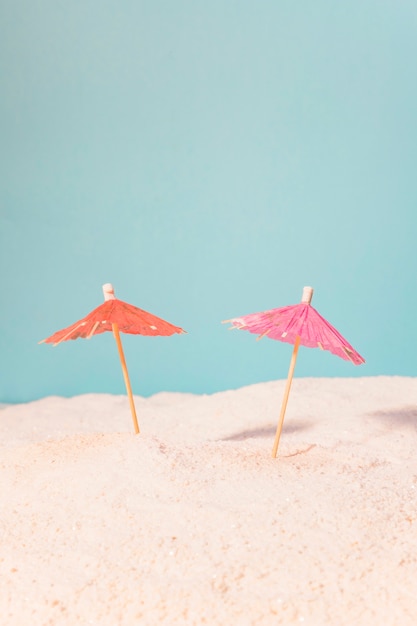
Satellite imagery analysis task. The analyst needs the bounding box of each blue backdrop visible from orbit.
[1,1,416,402]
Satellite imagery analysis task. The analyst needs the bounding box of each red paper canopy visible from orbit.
[41,298,186,346]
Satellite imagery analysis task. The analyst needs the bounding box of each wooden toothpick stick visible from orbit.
[271,335,300,457]
[112,323,140,434]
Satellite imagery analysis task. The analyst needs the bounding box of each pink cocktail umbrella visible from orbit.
[224,287,365,457]
[40,283,186,433]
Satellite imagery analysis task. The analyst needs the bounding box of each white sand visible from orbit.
[1,376,416,625]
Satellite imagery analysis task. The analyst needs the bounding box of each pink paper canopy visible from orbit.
[227,302,365,365]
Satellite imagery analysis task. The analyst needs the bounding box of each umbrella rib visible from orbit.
[87,321,101,339]
[324,321,359,360]
[342,346,356,363]
[257,328,272,341]
[53,322,86,346]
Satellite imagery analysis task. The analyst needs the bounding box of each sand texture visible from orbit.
[1,376,417,625]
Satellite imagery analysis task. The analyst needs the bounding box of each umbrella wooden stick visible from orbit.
[111,322,140,434]
[271,335,300,458]
[102,284,139,434]
[271,287,313,457]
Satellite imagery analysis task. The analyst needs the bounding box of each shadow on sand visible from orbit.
[221,419,312,442]
[367,406,417,430]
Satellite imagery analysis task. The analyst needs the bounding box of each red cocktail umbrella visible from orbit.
[224,287,365,457]
[40,283,186,433]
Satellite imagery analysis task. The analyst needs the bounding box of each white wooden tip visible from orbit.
[301,286,313,304]
[103,283,116,301]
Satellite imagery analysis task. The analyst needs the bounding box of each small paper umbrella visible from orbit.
[224,287,365,457]
[40,283,186,433]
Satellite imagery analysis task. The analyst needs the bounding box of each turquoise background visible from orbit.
[1,1,416,403]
